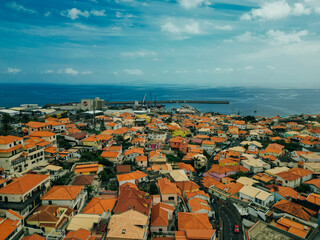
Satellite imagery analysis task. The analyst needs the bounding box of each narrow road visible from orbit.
[219,205,242,240]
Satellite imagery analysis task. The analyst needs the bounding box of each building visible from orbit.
[106,209,148,240]
[239,186,274,207]
[26,205,73,234]
[150,202,174,233]
[0,174,50,217]
[80,97,104,111]
[0,209,23,240]
[41,186,87,212]
[157,178,180,206]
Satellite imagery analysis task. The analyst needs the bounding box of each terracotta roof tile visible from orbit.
[41,186,84,200]
[0,174,49,195]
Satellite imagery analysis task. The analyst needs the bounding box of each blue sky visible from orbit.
[0,0,319,88]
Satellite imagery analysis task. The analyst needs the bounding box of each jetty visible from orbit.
[106,100,229,105]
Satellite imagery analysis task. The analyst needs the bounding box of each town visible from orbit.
[0,98,320,240]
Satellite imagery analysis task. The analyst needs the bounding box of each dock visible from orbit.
[106,100,229,105]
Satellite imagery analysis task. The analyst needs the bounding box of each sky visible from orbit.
[0,0,320,88]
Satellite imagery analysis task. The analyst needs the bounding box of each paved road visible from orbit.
[219,204,242,240]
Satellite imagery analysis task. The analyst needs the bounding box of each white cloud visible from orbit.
[244,66,253,70]
[266,29,308,44]
[121,50,157,57]
[44,11,51,17]
[124,69,144,76]
[6,2,36,14]
[292,3,311,15]
[116,11,133,18]
[304,0,320,14]
[177,0,211,9]
[82,71,92,75]
[215,25,233,31]
[161,20,201,39]
[234,30,308,45]
[44,70,54,74]
[7,67,21,74]
[266,65,276,70]
[252,1,291,20]
[113,72,119,76]
[241,1,311,21]
[240,13,252,21]
[57,68,79,75]
[236,31,257,42]
[62,8,90,20]
[90,10,106,16]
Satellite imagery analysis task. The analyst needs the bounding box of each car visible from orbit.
[234,224,240,233]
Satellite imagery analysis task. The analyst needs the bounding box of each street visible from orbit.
[219,205,242,240]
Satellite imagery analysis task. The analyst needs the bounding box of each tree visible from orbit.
[150,182,159,195]
[294,184,311,194]
[57,135,72,150]
[0,113,14,135]
[98,171,110,183]
[51,172,73,185]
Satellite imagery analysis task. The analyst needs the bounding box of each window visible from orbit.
[168,196,174,201]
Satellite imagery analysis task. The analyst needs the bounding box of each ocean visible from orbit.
[1,83,319,117]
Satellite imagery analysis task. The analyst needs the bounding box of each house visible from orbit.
[101,151,121,165]
[239,186,274,207]
[22,234,46,240]
[113,186,151,216]
[82,197,117,215]
[0,135,46,174]
[275,171,301,188]
[29,131,57,147]
[150,202,174,233]
[157,178,180,206]
[274,217,311,239]
[106,209,148,240]
[176,181,200,198]
[81,135,103,150]
[66,214,101,232]
[0,174,50,217]
[26,121,51,134]
[116,165,131,174]
[178,212,212,231]
[26,205,73,234]
[41,186,87,212]
[135,155,148,168]
[305,179,320,194]
[64,228,97,240]
[272,199,316,221]
[74,163,103,175]
[275,167,313,188]
[123,148,144,161]
[241,155,269,174]
[72,175,95,187]
[187,197,213,217]
[117,170,147,186]
[0,209,23,240]
[170,137,187,153]
[201,140,216,154]
[149,150,167,166]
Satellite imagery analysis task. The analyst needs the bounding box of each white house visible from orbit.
[41,185,87,212]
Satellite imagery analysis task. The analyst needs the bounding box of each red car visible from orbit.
[234,224,240,233]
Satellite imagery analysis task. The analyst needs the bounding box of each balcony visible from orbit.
[0,187,45,212]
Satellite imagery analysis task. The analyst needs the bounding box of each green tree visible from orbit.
[150,182,159,195]
[57,135,72,150]
[294,184,311,193]
[98,170,110,183]
[0,113,14,135]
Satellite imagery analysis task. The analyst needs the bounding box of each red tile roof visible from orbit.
[0,174,49,195]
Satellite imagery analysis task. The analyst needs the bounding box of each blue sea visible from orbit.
[0,83,319,117]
